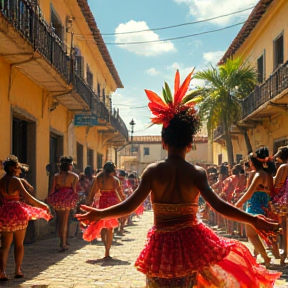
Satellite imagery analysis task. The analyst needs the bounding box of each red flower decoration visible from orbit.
[145,69,197,128]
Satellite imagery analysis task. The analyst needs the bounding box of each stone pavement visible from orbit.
[1,211,288,288]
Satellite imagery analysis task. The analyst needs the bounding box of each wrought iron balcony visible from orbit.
[242,60,288,119]
[0,0,70,83]
[110,109,129,141]
[0,0,128,139]
[213,125,224,140]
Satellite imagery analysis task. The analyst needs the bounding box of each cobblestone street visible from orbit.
[2,211,288,288]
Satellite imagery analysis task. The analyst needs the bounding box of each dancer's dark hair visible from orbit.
[103,162,116,175]
[3,155,19,173]
[59,156,73,172]
[161,110,200,148]
[275,146,288,162]
[249,147,276,175]
[219,165,229,176]
[232,164,242,175]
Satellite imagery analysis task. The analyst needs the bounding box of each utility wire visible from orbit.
[105,21,245,45]
[102,6,254,35]
[114,104,147,109]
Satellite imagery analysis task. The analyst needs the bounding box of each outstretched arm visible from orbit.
[76,167,152,222]
[16,178,49,211]
[21,178,35,197]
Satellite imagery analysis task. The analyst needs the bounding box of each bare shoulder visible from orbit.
[11,176,21,183]
[143,161,164,173]
[113,176,120,183]
[278,163,288,172]
[194,164,206,173]
[69,171,79,179]
[189,164,207,176]
[10,176,22,188]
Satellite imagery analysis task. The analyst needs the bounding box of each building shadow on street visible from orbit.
[3,235,88,287]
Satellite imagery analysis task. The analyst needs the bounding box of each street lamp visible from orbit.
[129,118,136,155]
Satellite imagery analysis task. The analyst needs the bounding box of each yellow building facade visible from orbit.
[0,0,127,202]
[117,135,210,177]
[213,0,288,163]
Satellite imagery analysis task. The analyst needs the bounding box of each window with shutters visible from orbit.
[257,52,265,83]
[97,83,101,100]
[87,148,94,168]
[97,153,103,170]
[86,64,93,88]
[51,8,63,41]
[274,33,284,70]
[143,147,150,156]
[75,56,84,79]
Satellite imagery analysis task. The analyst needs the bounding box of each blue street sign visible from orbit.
[74,114,98,126]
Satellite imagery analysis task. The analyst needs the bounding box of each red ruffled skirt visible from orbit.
[135,203,281,288]
[82,190,120,241]
[135,204,144,216]
[0,200,52,232]
[48,187,78,210]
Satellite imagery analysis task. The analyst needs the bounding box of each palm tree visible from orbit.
[194,57,256,166]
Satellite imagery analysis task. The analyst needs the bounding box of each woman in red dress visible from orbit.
[83,162,125,258]
[0,155,51,280]
[48,156,79,252]
[77,70,281,287]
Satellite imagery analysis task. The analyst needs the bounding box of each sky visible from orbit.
[87,0,259,136]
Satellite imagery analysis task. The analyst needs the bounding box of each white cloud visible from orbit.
[111,91,159,135]
[203,51,225,65]
[173,0,258,25]
[146,68,160,76]
[115,20,176,56]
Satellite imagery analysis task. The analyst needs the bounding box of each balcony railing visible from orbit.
[75,75,110,121]
[213,125,224,140]
[242,60,288,119]
[0,0,128,139]
[74,75,93,108]
[0,0,71,83]
[110,109,129,140]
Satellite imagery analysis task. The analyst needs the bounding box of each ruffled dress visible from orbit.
[135,204,144,216]
[82,189,121,241]
[246,191,270,215]
[0,193,51,232]
[48,186,78,210]
[135,203,281,288]
[272,177,288,215]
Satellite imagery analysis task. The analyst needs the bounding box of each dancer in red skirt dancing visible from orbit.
[0,155,51,281]
[77,70,281,287]
[83,162,125,258]
[48,156,79,252]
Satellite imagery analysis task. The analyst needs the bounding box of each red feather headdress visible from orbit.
[145,69,198,128]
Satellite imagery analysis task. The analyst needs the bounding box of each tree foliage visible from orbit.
[194,57,257,165]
